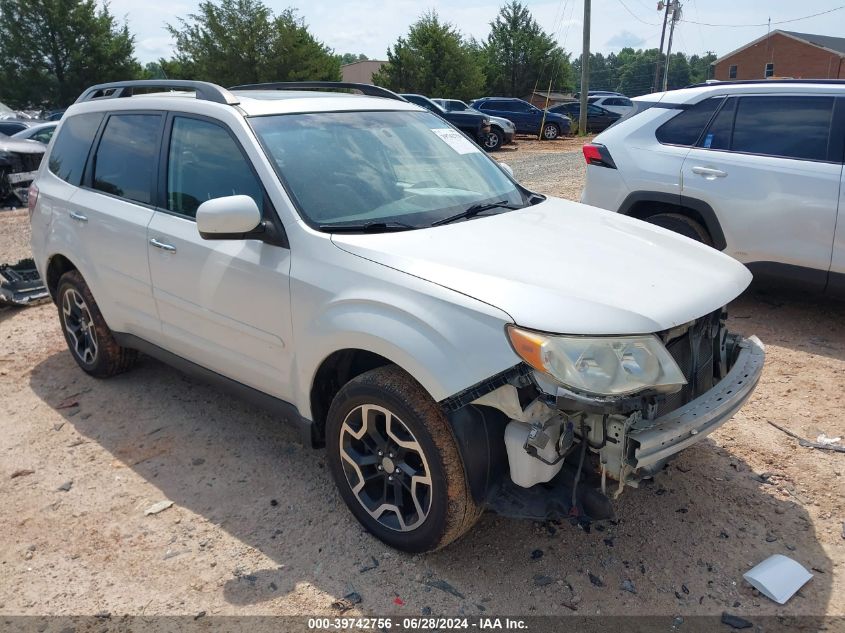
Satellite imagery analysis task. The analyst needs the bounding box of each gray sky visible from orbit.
[112,0,845,65]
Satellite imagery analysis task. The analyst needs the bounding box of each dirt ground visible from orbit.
[1,141,843,625]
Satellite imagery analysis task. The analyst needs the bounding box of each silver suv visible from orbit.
[581,79,845,296]
[31,80,764,552]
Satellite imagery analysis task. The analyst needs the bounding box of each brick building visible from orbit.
[711,30,845,81]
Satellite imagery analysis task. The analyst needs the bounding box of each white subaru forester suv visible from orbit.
[30,80,764,552]
[581,79,845,296]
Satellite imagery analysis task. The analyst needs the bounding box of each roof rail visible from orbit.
[75,80,239,105]
[229,81,407,102]
[685,78,845,89]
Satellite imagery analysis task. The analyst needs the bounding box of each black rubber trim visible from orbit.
[113,332,316,446]
[617,191,727,251]
[745,262,829,292]
[439,364,531,413]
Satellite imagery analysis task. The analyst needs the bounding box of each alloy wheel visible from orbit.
[61,288,98,365]
[339,404,432,532]
[484,131,502,150]
[543,124,559,139]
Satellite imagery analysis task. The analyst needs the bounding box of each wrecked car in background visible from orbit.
[1,134,44,206]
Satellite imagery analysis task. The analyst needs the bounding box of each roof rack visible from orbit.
[75,80,239,105]
[685,79,845,89]
[229,81,407,102]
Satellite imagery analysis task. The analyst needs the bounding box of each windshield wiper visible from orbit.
[318,220,417,233]
[431,200,522,227]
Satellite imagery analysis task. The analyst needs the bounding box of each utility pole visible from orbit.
[652,1,671,93]
[662,1,681,91]
[579,0,591,135]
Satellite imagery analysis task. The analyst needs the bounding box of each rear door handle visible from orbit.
[691,166,727,179]
[69,211,88,223]
[149,238,176,253]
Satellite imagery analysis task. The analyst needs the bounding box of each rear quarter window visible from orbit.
[48,112,104,186]
[655,97,723,147]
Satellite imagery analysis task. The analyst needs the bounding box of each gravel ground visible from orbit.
[1,143,843,625]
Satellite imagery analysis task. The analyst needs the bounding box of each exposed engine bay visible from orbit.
[0,136,44,206]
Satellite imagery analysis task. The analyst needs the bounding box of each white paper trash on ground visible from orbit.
[743,554,813,604]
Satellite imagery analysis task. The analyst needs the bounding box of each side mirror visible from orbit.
[196,195,262,239]
[499,163,514,179]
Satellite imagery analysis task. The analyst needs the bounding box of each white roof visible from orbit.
[634,81,845,105]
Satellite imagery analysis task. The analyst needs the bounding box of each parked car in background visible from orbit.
[581,79,845,295]
[548,102,621,132]
[44,109,67,121]
[0,133,45,205]
[573,90,625,99]
[431,98,514,150]
[0,120,37,136]
[587,95,634,116]
[31,79,763,553]
[471,97,571,139]
[12,122,58,145]
[399,94,492,149]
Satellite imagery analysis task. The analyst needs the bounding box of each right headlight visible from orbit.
[507,325,687,397]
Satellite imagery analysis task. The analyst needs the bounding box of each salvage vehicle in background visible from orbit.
[400,93,492,149]
[471,97,572,139]
[1,133,45,205]
[581,79,845,295]
[31,80,764,553]
[12,122,58,145]
[431,98,515,151]
[548,102,621,132]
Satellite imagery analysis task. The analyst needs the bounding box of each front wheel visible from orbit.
[541,123,560,140]
[484,128,504,151]
[326,366,481,552]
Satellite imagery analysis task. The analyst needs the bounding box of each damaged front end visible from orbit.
[0,140,44,206]
[447,309,765,526]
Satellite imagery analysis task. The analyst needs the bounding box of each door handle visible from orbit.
[69,211,88,223]
[149,238,176,253]
[691,166,727,179]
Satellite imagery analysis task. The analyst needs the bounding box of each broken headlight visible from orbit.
[507,325,687,397]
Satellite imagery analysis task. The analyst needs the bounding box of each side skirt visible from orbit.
[113,332,316,447]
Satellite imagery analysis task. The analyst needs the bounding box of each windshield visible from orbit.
[250,110,526,230]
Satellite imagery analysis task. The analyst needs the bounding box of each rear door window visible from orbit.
[729,95,834,161]
[698,97,736,150]
[48,112,104,186]
[92,113,162,205]
[655,97,723,147]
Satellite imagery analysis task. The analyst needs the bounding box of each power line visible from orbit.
[681,5,845,27]
[614,0,661,26]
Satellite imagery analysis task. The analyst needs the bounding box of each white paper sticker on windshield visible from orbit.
[431,128,480,155]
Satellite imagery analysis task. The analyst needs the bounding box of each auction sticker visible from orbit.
[431,128,480,154]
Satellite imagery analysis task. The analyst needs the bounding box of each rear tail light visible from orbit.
[27,183,39,218]
[582,143,617,169]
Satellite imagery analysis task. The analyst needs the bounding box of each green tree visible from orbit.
[339,53,369,64]
[166,0,340,86]
[373,11,484,101]
[0,0,139,109]
[688,52,716,84]
[482,1,573,98]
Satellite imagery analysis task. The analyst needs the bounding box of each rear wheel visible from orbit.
[644,213,713,246]
[484,128,504,151]
[541,123,560,140]
[57,270,137,377]
[326,366,480,552]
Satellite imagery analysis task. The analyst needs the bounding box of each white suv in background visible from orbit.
[581,80,845,295]
[31,80,764,553]
[587,94,634,116]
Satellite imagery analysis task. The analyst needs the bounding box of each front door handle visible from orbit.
[149,238,176,253]
[69,211,88,223]
[691,166,727,179]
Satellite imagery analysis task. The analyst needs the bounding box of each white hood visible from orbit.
[331,197,752,335]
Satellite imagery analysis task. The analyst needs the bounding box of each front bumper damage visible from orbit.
[629,335,765,473]
[461,329,765,525]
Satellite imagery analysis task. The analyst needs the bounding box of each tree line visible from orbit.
[0,0,715,109]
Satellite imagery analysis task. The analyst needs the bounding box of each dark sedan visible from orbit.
[548,102,621,133]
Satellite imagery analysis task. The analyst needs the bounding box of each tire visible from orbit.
[483,128,503,151]
[56,270,138,378]
[541,123,560,140]
[644,212,714,247]
[326,366,481,552]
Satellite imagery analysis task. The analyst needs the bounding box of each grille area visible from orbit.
[11,152,42,173]
[656,310,723,417]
